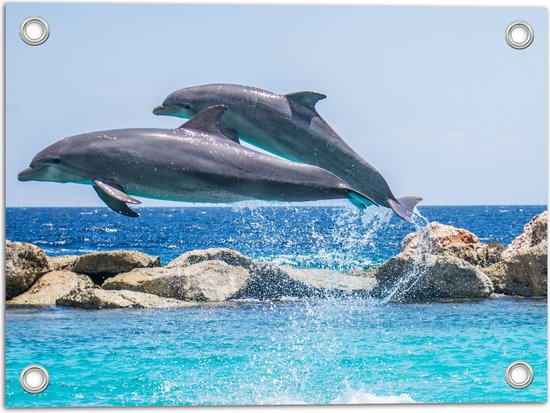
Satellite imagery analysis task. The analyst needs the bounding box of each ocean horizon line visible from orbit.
[5,204,549,209]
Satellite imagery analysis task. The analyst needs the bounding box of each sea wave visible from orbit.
[332,388,415,404]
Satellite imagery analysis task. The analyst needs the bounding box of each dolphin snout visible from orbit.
[153,105,170,115]
[18,166,44,181]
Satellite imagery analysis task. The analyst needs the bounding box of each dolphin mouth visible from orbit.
[153,104,174,115]
[18,166,44,181]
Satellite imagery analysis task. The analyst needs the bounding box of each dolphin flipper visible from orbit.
[93,185,139,217]
[92,178,140,217]
[92,178,141,204]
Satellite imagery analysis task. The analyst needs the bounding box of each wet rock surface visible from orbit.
[6,241,50,299]
[372,254,494,302]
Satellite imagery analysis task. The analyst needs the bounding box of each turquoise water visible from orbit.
[5,298,547,406]
[5,206,548,406]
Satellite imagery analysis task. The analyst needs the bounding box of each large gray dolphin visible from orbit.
[153,84,422,221]
[18,106,375,217]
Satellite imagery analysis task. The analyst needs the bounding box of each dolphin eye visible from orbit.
[40,158,61,165]
[182,103,192,110]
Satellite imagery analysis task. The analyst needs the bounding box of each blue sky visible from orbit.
[6,4,548,206]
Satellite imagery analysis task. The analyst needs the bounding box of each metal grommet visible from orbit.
[505,21,534,50]
[505,361,534,389]
[19,364,50,394]
[19,16,50,46]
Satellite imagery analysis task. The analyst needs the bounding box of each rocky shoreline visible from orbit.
[6,212,547,309]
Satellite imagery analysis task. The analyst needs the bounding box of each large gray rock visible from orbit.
[6,241,50,299]
[283,267,376,295]
[57,288,194,309]
[167,248,254,269]
[373,254,494,302]
[8,270,94,306]
[105,258,317,301]
[103,261,250,302]
[483,212,547,297]
[231,263,317,300]
[48,255,79,272]
[166,248,317,300]
[72,250,161,284]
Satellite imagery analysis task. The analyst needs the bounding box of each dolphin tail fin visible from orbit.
[346,190,377,210]
[387,197,423,222]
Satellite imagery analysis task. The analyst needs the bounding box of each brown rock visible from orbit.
[57,288,194,309]
[484,244,547,297]
[483,211,548,297]
[5,241,49,299]
[483,212,547,297]
[48,255,79,272]
[8,270,94,306]
[400,222,479,256]
[72,250,161,283]
[439,242,505,268]
[502,211,547,258]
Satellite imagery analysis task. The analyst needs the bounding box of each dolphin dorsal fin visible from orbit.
[285,91,327,111]
[178,105,229,135]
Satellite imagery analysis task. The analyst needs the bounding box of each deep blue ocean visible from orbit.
[5,205,548,406]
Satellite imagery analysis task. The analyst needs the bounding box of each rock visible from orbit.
[166,248,319,300]
[48,255,79,272]
[400,222,504,268]
[105,258,317,301]
[8,270,94,306]
[372,254,494,302]
[283,267,377,294]
[502,211,547,259]
[400,222,480,256]
[72,250,161,284]
[57,287,194,309]
[231,263,317,300]
[103,260,250,302]
[483,212,547,297]
[439,242,505,268]
[167,248,253,269]
[5,241,50,299]
[484,244,547,297]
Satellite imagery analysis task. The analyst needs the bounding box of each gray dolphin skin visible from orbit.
[18,106,375,217]
[153,84,422,221]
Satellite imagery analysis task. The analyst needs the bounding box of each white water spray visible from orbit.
[380,207,432,303]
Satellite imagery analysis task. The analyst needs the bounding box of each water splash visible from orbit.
[380,207,432,303]
[231,203,395,272]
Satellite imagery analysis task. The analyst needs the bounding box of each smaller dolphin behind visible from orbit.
[154,84,422,221]
[18,106,375,217]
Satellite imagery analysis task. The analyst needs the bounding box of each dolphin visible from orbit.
[153,84,422,221]
[18,106,375,217]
